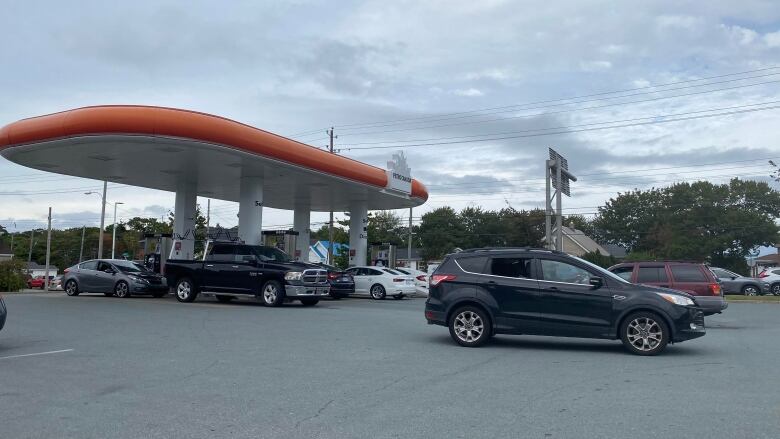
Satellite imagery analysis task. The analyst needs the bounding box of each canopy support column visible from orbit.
[293,207,310,262]
[348,202,367,267]
[173,179,197,260]
[238,174,263,245]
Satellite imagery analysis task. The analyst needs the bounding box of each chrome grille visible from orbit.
[302,269,328,285]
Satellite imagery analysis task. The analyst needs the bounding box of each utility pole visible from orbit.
[79,226,85,263]
[44,207,52,291]
[206,198,211,242]
[545,148,577,252]
[111,201,124,259]
[9,222,15,254]
[327,127,336,265]
[28,229,34,262]
[98,180,107,259]
[408,207,413,269]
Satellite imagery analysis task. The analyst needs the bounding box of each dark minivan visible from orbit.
[424,248,706,355]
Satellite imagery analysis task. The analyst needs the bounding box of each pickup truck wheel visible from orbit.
[215,295,235,303]
[261,280,285,307]
[175,278,198,303]
[300,299,319,306]
[370,284,386,300]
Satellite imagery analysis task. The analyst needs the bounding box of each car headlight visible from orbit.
[129,275,149,284]
[656,292,695,306]
[285,271,303,281]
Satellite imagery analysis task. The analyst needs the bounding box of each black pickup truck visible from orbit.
[165,242,330,306]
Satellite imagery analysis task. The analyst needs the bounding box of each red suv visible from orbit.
[608,262,727,316]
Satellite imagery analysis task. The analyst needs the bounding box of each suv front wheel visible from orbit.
[620,312,669,356]
[449,306,492,347]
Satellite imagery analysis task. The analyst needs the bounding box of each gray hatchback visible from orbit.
[62,259,168,298]
[710,267,769,296]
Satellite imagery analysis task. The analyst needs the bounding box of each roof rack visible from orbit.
[458,247,566,255]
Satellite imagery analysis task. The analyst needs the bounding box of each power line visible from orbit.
[340,103,780,151]
[332,66,780,130]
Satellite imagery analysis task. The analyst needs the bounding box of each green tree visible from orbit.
[593,179,780,272]
[417,207,466,261]
[366,211,404,245]
[579,251,616,269]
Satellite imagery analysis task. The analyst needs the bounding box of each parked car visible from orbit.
[165,242,329,306]
[394,267,429,296]
[315,263,355,299]
[425,248,706,355]
[27,275,53,289]
[50,275,64,291]
[62,259,168,298]
[608,261,727,316]
[0,294,6,332]
[709,267,769,296]
[344,266,416,299]
[758,268,780,295]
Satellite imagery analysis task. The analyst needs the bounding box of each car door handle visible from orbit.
[205,264,214,267]
[548,286,559,291]
[231,265,239,269]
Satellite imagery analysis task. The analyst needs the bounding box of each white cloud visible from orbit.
[579,60,612,72]
[721,24,758,45]
[453,88,484,97]
[656,15,703,31]
[764,30,780,48]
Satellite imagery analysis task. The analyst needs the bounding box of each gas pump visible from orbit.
[141,233,173,274]
[370,242,397,268]
[262,230,300,259]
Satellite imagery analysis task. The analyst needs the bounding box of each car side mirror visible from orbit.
[589,276,603,289]
[731,276,737,280]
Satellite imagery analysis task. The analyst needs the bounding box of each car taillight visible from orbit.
[758,272,768,278]
[416,275,426,281]
[430,274,456,286]
[328,272,338,280]
[63,268,69,274]
[709,283,722,295]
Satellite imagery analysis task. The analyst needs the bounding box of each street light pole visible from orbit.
[79,226,85,263]
[111,201,124,259]
[85,183,108,259]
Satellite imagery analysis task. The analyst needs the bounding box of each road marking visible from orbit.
[0,349,74,360]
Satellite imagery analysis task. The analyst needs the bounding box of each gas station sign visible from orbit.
[386,151,412,194]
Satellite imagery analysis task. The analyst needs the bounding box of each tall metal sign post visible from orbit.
[545,148,577,251]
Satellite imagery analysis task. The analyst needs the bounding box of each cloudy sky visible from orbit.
[1,0,779,246]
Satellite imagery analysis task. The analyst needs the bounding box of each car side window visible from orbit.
[488,257,532,278]
[670,265,707,282]
[345,268,359,276]
[80,260,98,270]
[456,256,489,274]
[368,268,383,276]
[637,267,668,283]
[711,268,731,279]
[611,266,634,281]
[97,261,113,272]
[207,245,234,262]
[540,259,591,285]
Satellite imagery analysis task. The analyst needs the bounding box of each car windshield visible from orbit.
[250,246,292,262]
[112,261,150,273]
[570,256,632,284]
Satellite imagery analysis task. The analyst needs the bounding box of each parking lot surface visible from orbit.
[1,293,779,439]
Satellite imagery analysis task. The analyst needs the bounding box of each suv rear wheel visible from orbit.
[620,312,669,356]
[448,306,491,347]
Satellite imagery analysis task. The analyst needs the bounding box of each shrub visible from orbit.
[0,259,27,292]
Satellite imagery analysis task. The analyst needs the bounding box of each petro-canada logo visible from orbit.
[386,151,412,194]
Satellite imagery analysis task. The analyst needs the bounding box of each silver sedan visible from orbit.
[62,259,168,298]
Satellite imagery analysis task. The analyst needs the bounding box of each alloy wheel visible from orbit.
[65,281,78,296]
[743,286,758,296]
[263,284,278,304]
[177,281,191,300]
[452,310,484,343]
[115,282,129,298]
[772,284,780,296]
[626,317,663,352]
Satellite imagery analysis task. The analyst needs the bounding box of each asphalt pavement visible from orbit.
[1,293,779,439]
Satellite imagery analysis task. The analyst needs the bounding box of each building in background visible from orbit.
[25,261,58,277]
[309,241,349,264]
[396,248,422,270]
[0,242,13,262]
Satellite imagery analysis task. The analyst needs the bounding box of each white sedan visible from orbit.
[344,266,416,299]
[394,267,429,296]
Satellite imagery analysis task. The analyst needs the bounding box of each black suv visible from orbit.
[424,248,706,355]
